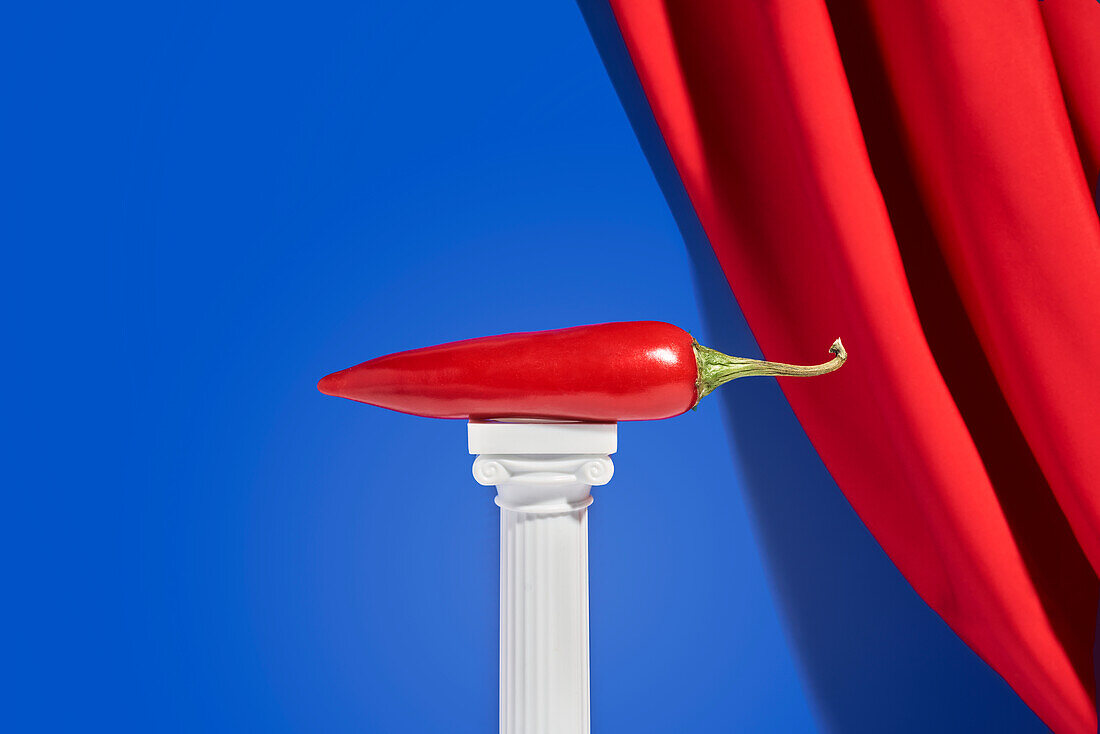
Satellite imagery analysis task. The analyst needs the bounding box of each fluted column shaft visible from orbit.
[499,489,590,734]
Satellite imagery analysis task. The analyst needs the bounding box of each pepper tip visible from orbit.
[317,372,339,396]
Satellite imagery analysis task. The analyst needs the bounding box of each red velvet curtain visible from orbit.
[605,1,1100,731]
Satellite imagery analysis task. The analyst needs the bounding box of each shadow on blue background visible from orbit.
[577,1,1050,731]
[5,0,1065,731]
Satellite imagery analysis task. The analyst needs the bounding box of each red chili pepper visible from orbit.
[317,321,845,421]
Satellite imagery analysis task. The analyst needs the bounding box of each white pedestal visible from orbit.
[470,421,617,734]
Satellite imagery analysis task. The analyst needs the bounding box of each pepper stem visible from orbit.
[693,338,847,404]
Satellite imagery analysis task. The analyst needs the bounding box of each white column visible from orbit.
[469,421,617,734]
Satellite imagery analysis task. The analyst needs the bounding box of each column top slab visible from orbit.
[468,420,617,455]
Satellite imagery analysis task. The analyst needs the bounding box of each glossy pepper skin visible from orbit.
[318,321,845,422]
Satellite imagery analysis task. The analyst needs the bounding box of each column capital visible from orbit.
[469,421,617,514]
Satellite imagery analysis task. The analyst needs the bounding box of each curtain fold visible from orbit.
[1039,0,1100,182]
[602,1,1100,731]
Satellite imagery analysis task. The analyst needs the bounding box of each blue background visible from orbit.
[6,1,1047,731]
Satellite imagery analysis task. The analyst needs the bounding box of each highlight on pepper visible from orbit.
[317,321,846,422]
